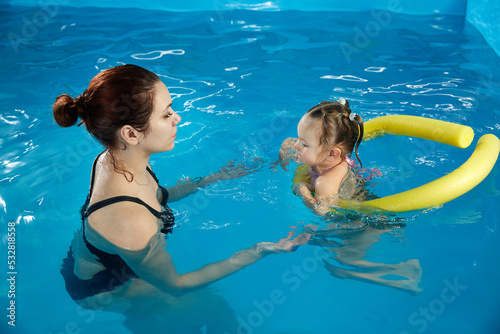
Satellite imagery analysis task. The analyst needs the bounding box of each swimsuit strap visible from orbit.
[146,166,160,184]
[84,195,175,236]
[85,196,162,219]
[309,157,353,184]
[310,165,336,184]
[147,166,169,206]
[316,165,336,178]
[88,150,107,196]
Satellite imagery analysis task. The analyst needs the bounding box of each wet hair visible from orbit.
[52,64,161,180]
[305,100,364,167]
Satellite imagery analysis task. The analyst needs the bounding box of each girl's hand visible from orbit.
[293,182,314,198]
[292,182,318,209]
[273,137,298,171]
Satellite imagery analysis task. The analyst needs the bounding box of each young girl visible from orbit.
[279,100,423,294]
[279,99,364,215]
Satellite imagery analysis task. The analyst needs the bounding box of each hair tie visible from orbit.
[349,112,357,121]
[74,95,88,126]
[338,98,346,106]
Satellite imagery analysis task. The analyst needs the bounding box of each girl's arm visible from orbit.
[292,168,346,216]
[306,168,347,215]
[292,182,317,208]
[292,182,333,216]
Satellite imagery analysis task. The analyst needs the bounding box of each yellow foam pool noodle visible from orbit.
[339,134,500,212]
[364,115,474,148]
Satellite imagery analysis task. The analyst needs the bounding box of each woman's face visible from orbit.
[293,115,325,166]
[141,81,182,154]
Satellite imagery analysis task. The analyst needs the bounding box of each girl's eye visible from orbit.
[164,111,174,118]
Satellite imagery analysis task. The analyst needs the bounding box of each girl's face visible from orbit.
[140,81,182,154]
[293,115,326,166]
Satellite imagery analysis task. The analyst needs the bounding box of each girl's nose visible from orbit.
[293,140,300,151]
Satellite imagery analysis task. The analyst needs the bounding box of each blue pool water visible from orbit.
[1,3,500,334]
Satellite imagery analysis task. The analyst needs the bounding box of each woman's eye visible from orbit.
[164,111,174,118]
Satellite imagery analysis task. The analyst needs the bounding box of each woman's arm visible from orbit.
[172,238,302,291]
[118,228,309,296]
[167,160,257,202]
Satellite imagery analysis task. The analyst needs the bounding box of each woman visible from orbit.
[55,64,306,332]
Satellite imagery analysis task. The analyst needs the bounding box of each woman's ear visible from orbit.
[119,125,142,146]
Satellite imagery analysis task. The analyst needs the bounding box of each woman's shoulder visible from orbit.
[88,203,159,251]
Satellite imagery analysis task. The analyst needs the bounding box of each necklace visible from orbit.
[133,174,150,186]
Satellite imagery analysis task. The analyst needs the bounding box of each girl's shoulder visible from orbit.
[322,161,349,182]
[314,162,349,196]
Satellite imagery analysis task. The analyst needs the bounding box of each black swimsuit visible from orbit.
[61,153,175,301]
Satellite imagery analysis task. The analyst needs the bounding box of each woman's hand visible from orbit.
[255,231,312,254]
[167,159,261,202]
[199,159,261,187]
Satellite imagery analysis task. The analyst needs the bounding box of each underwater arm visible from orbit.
[166,160,257,202]
[174,240,296,291]
[119,233,307,296]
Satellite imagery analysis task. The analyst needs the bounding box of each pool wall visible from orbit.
[7,0,467,14]
[6,0,499,56]
[466,0,500,57]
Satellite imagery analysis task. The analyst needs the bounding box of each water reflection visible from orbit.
[309,218,423,295]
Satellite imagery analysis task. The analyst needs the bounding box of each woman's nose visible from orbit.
[173,112,181,126]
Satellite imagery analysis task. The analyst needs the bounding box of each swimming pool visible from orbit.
[1,0,500,333]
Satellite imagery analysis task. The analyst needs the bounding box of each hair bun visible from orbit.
[53,94,80,127]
